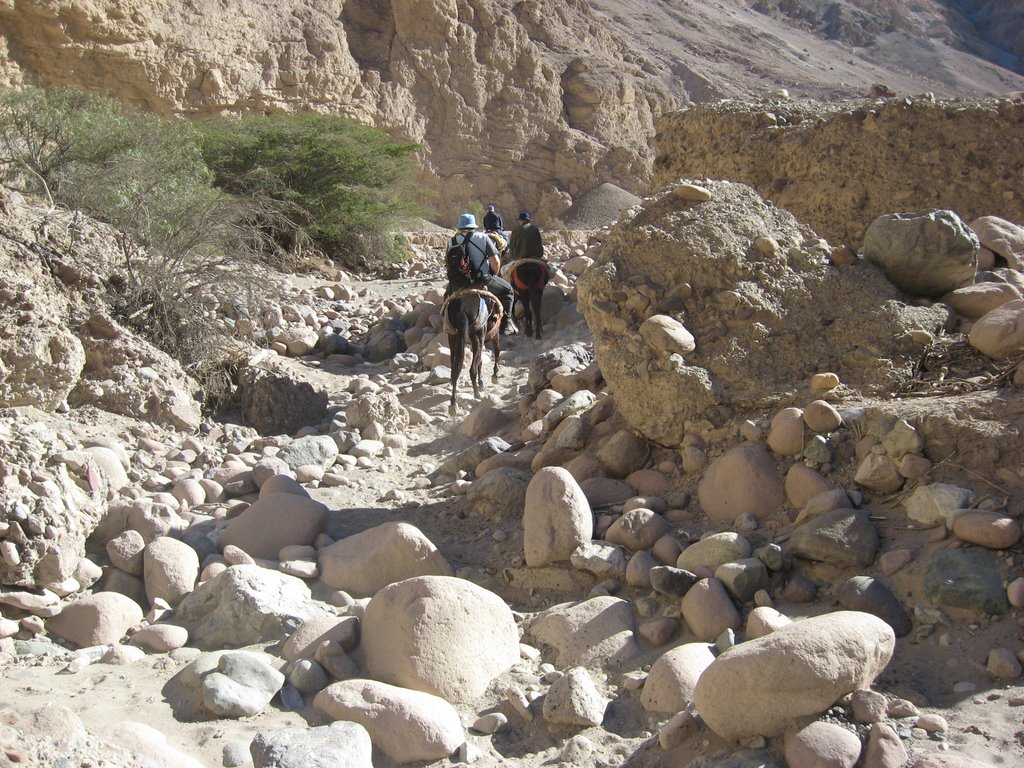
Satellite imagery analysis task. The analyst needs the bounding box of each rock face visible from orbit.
[577,179,947,446]
[238,361,329,436]
[0,0,672,219]
[653,98,1024,249]
[0,322,84,411]
[69,312,203,431]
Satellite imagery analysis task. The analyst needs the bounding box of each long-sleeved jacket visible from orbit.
[507,222,544,261]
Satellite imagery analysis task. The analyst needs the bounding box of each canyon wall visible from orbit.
[0,0,674,221]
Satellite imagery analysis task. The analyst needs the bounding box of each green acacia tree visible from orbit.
[198,113,424,271]
[0,87,279,403]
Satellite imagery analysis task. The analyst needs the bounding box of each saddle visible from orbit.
[441,288,504,335]
[505,258,549,291]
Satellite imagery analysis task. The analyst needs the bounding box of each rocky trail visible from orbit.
[3,180,1024,768]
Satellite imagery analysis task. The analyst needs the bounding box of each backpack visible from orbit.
[446,235,479,287]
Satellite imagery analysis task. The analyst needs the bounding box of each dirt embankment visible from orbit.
[653,96,1024,248]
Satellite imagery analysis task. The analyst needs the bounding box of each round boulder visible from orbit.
[863,209,978,298]
[361,575,519,703]
[697,443,785,523]
[47,592,144,648]
[523,467,593,567]
[218,493,328,560]
[318,522,452,598]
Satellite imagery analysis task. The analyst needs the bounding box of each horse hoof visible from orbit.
[449,403,458,417]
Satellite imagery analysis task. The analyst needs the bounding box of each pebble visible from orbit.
[915,713,948,733]
[472,712,507,734]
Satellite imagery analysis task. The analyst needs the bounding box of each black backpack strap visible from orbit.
[462,233,488,280]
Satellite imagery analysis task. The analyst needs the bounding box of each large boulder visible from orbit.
[969,299,1024,359]
[694,611,895,740]
[314,679,464,764]
[346,390,409,433]
[697,444,786,523]
[523,467,593,567]
[218,493,328,561]
[318,522,452,597]
[175,565,332,649]
[238,360,329,436]
[577,180,947,446]
[250,723,373,768]
[640,643,716,713]
[971,215,1024,269]
[862,209,978,298]
[46,592,144,648]
[361,575,519,703]
[526,595,639,669]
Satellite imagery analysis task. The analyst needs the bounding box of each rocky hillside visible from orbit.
[3,173,1024,768]
[2,0,1023,222]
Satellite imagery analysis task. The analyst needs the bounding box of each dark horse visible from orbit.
[445,290,502,414]
[508,259,550,340]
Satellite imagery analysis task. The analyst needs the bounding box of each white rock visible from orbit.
[318,522,452,597]
[523,467,593,567]
[542,667,608,727]
[362,575,519,703]
[314,679,464,763]
[640,643,715,713]
[694,611,895,740]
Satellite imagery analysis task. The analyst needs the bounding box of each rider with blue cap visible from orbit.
[450,212,516,335]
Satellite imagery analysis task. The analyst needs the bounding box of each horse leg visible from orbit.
[531,288,543,340]
[470,329,484,399]
[490,330,501,383]
[448,331,464,415]
[518,289,532,338]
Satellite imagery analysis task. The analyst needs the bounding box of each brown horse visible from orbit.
[444,289,502,414]
[507,259,550,340]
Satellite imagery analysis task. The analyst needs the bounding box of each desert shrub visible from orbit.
[0,86,279,406]
[198,113,423,271]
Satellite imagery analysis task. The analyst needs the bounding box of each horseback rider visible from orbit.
[449,212,517,336]
[507,210,544,262]
[483,205,503,234]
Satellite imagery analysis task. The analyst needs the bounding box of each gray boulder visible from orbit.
[787,509,879,567]
[465,467,531,519]
[837,575,913,637]
[175,565,332,649]
[863,209,978,298]
[203,652,285,718]
[364,318,406,362]
[923,548,1009,615]
[277,435,340,471]
[250,723,373,768]
[441,436,510,476]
